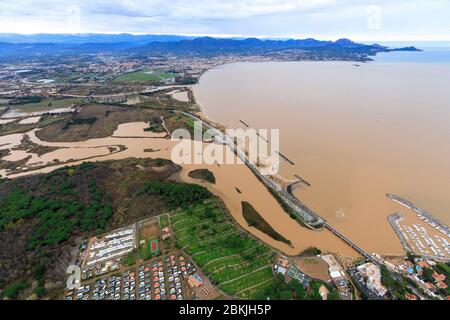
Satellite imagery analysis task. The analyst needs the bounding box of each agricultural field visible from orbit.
[171,199,275,299]
[113,70,178,83]
[8,97,82,113]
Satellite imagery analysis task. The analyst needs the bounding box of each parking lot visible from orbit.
[66,253,196,300]
[83,226,136,268]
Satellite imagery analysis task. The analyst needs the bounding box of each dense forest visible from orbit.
[0,157,183,299]
[138,180,213,210]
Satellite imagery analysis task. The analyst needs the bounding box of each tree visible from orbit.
[280,290,292,300]
[290,279,306,300]
[327,290,340,300]
[34,286,46,297]
[2,281,28,299]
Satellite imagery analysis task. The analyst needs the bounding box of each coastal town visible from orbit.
[66,210,450,301]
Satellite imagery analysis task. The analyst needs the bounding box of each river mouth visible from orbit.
[193,60,450,257]
[0,120,362,259]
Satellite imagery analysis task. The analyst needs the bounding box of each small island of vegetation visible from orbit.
[241,201,291,246]
[188,168,216,184]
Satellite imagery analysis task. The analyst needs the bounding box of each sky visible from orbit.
[0,0,449,41]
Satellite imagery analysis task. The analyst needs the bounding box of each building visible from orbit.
[405,293,417,300]
[417,260,430,269]
[161,227,172,240]
[319,285,329,300]
[436,281,447,289]
[276,255,289,269]
[357,263,388,297]
[274,265,287,275]
[433,272,446,282]
[187,273,204,288]
[321,254,350,293]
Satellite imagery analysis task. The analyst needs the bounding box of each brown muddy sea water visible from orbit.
[194,61,450,256]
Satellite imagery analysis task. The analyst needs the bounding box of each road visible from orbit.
[323,222,377,263]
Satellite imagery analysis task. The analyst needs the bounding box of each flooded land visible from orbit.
[0,118,358,259]
[194,61,450,256]
[2,61,449,260]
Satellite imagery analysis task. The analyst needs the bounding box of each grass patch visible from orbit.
[159,214,169,229]
[113,71,177,83]
[9,97,81,113]
[139,241,152,261]
[123,251,137,266]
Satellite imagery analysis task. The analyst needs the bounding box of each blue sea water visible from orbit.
[371,44,450,63]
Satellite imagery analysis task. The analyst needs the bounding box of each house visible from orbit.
[276,266,287,275]
[423,282,436,292]
[405,293,417,300]
[417,261,430,269]
[432,272,446,282]
[319,285,329,300]
[161,227,172,240]
[187,273,204,288]
[436,281,447,289]
[322,254,350,293]
[276,255,289,269]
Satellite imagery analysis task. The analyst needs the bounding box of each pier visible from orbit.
[387,213,413,252]
[286,174,311,194]
[293,174,311,187]
[275,151,295,165]
[386,194,450,236]
[239,119,250,127]
[239,119,269,142]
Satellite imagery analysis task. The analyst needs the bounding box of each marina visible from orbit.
[386,194,450,238]
[388,213,450,261]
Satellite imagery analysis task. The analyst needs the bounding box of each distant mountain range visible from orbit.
[0,33,195,44]
[0,33,420,61]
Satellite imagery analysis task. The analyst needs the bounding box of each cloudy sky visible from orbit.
[0,0,449,41]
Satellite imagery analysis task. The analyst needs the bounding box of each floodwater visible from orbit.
[18,116,41,124]
[194,60,450,256]
[112,122,167,138]
[0,118,15,124]
[170,90,190,102]
[0,122,358,259]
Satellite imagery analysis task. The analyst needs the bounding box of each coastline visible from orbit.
[191,67,369,259]
[191,60,444,258]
